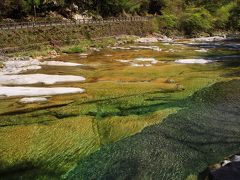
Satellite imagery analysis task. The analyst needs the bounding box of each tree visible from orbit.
[181,7,213,35]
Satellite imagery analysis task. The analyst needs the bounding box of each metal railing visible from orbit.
[0,16,152,30]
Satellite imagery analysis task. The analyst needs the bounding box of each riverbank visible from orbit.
[0,20,153,55]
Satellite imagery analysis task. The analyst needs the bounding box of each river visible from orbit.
[0,37,239,179]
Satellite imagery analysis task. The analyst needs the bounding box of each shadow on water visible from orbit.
[66,80,240,180]
[0,161,61,180]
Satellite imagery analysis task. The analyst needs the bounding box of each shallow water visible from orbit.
[0,40,239,179]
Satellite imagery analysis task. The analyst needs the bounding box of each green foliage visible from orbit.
[62,45,83,53]
[152,12,178,35]
[228,1,240,30]
[180,8,213,35]
[0,0,240,33]
[158,12,178,30]
[214,1,237,29]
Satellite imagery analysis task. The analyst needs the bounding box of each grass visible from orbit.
[62,46,84,54]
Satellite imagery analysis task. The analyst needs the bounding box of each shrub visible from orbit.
[62,45,83,53]
[158,13,178,30]
[214,2,237,29]
[152,13,178,34]
[228,1,240,30]
[180,7,213,35]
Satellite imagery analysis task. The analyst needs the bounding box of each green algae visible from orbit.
[66,80,240,180]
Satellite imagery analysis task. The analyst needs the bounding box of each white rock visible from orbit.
[20,97,48,103]
[111,47,131,50]
[73,14,92,20]
[162,43,170,45]
[145,64,152,67]
[41,61,83,66]
[0,59,41,75]
[116,60,130,63]
[232,155,240,162]
[0,86,85,97]
[134,58,158,64]
[192,36,226,42]
[135,37,159,43]
[130,46,161,52]
[195,49,208,52]
[175,59,213,64]
[79,53,88,56]
[222,160,231,166]
[160,36,173,42]
[0,74,86,85]
[0,58,84,75]
[151,60,158,64]
[134,58,155,61]
[130,63,144,67]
